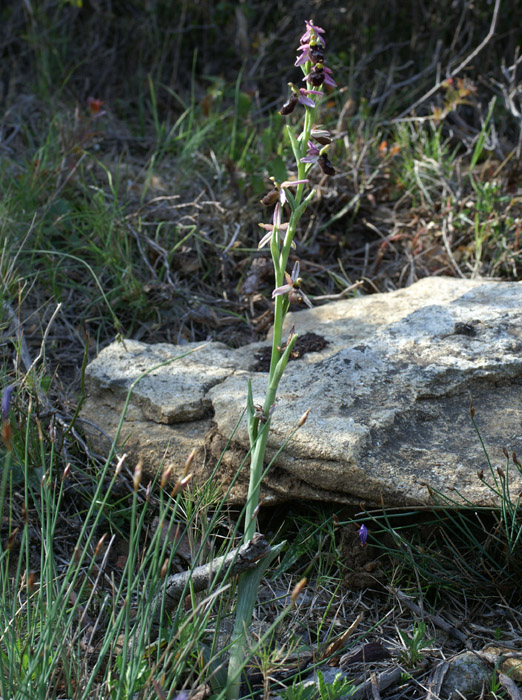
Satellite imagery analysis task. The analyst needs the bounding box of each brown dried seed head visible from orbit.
[1,421,12,450]
[477,469,484,481]
[115,453,127,477]
[94,533,107,558]
[133,459,143,491]
[183,449,196,477]
[291,577,307,606]
[502,446,509,459]
[28,571,36,592]
[497,466,505,479]
[7,528,18,550]
[171,473,193,497]
[36,417,44,443]
[160,465,173,489]
[469,398,475,418]
[160,558,169,578]
[62,463,71,481]
[298,408,311,427]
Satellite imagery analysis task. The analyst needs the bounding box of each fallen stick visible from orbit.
[131,533,272,652]
[391,587,470,646]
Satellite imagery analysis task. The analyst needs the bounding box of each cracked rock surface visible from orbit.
[81,277,522,506]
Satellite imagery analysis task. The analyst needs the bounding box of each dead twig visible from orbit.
[391,587,470,647]
[395,0,501,120]
[131,533,272,651]
[351,667,404,700]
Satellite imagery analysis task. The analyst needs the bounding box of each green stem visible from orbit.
[224,542,284,700]
[296,81,315,200]
[243,418,272,541]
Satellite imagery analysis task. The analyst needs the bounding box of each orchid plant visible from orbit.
[226,19,336,698]
[245,18,336,542]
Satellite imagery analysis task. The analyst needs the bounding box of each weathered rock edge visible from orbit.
[80,277,522,507]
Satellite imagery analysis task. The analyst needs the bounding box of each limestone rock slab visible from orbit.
[81,277,522,506]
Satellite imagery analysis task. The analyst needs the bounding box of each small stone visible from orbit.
[440,651,490,698]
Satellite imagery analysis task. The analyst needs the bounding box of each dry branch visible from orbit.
[132,533,272,651]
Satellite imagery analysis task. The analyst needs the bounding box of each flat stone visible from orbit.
[81,277,522,506]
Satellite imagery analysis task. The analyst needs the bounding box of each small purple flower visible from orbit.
[260,178,309,208]
[300,20,326,47]
[295,42,325,67]
[303,64,337,89]
[301,141,320,164]
[359,524,368,546]
[272,261,313,308]
[298,88,321,108]
[301,142,336,176]
[1,385,15,422]
[279,179,309,206]
[280,85,323,115]
[258,202,292,249]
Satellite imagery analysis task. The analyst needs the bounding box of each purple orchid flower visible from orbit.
[301,141,320,164]
[298,88,322,108]
[258,202,292,249]
[272,261,313,308]
[279,179,309,206]
[303,63,337,89]
[300,20,326,47]
[280,85,323,115]
[310,126,332,145]
[295,41,325,67]
[260,178,309,208]
[301,141,336,176]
